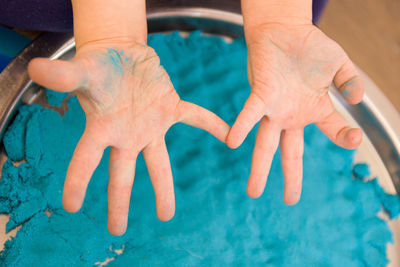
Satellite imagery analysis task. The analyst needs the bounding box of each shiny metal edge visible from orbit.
[147,7,244,24]
[360,67,400,154]
[0,32,75,139]
[147,7,244,38]
[0,7,399,194]
[330,66,400,193]
[357,67,400,191]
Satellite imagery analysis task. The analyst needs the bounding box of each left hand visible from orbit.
[28,41,230,235]
[226,23,364,204]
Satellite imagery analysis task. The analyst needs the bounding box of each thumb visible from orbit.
[28,58,87,92]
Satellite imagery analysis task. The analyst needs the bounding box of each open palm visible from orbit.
[227,24,364,204]
[28,42,230,235]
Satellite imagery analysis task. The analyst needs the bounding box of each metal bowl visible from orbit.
[0,1,399,265]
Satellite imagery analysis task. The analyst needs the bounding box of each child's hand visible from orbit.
[226,23,364,204]
[28,41,230,235]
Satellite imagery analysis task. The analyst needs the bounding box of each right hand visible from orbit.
[226,23,363,204]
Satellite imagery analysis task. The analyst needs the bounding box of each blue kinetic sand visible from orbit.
[1,32,399,266]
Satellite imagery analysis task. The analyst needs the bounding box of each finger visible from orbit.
[143,139,175,222]
[316,110,362,149]
[28,58,87,92]
[107,147,137,236]
[247,117,281,198]
[226,93,266,149]
[280,129,304,205]
[177,100,230,143]
[62,131,106,213]
[334,58,364,105]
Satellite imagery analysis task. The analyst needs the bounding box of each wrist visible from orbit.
[71,0,147,50]
[241,0,312,29]
[74,39,147,59]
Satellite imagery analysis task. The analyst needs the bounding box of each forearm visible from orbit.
[71,0,147,50]
[241,0,312,30]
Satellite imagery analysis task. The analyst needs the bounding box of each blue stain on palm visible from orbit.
[0,31,399,266]
[101,48,134,74]
[98,48,135,93]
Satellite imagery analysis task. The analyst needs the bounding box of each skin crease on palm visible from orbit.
[226,23,364,204]
[27,43,230,236]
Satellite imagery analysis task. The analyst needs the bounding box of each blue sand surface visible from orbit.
[1,32,400,266]
[46,90,69,107]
